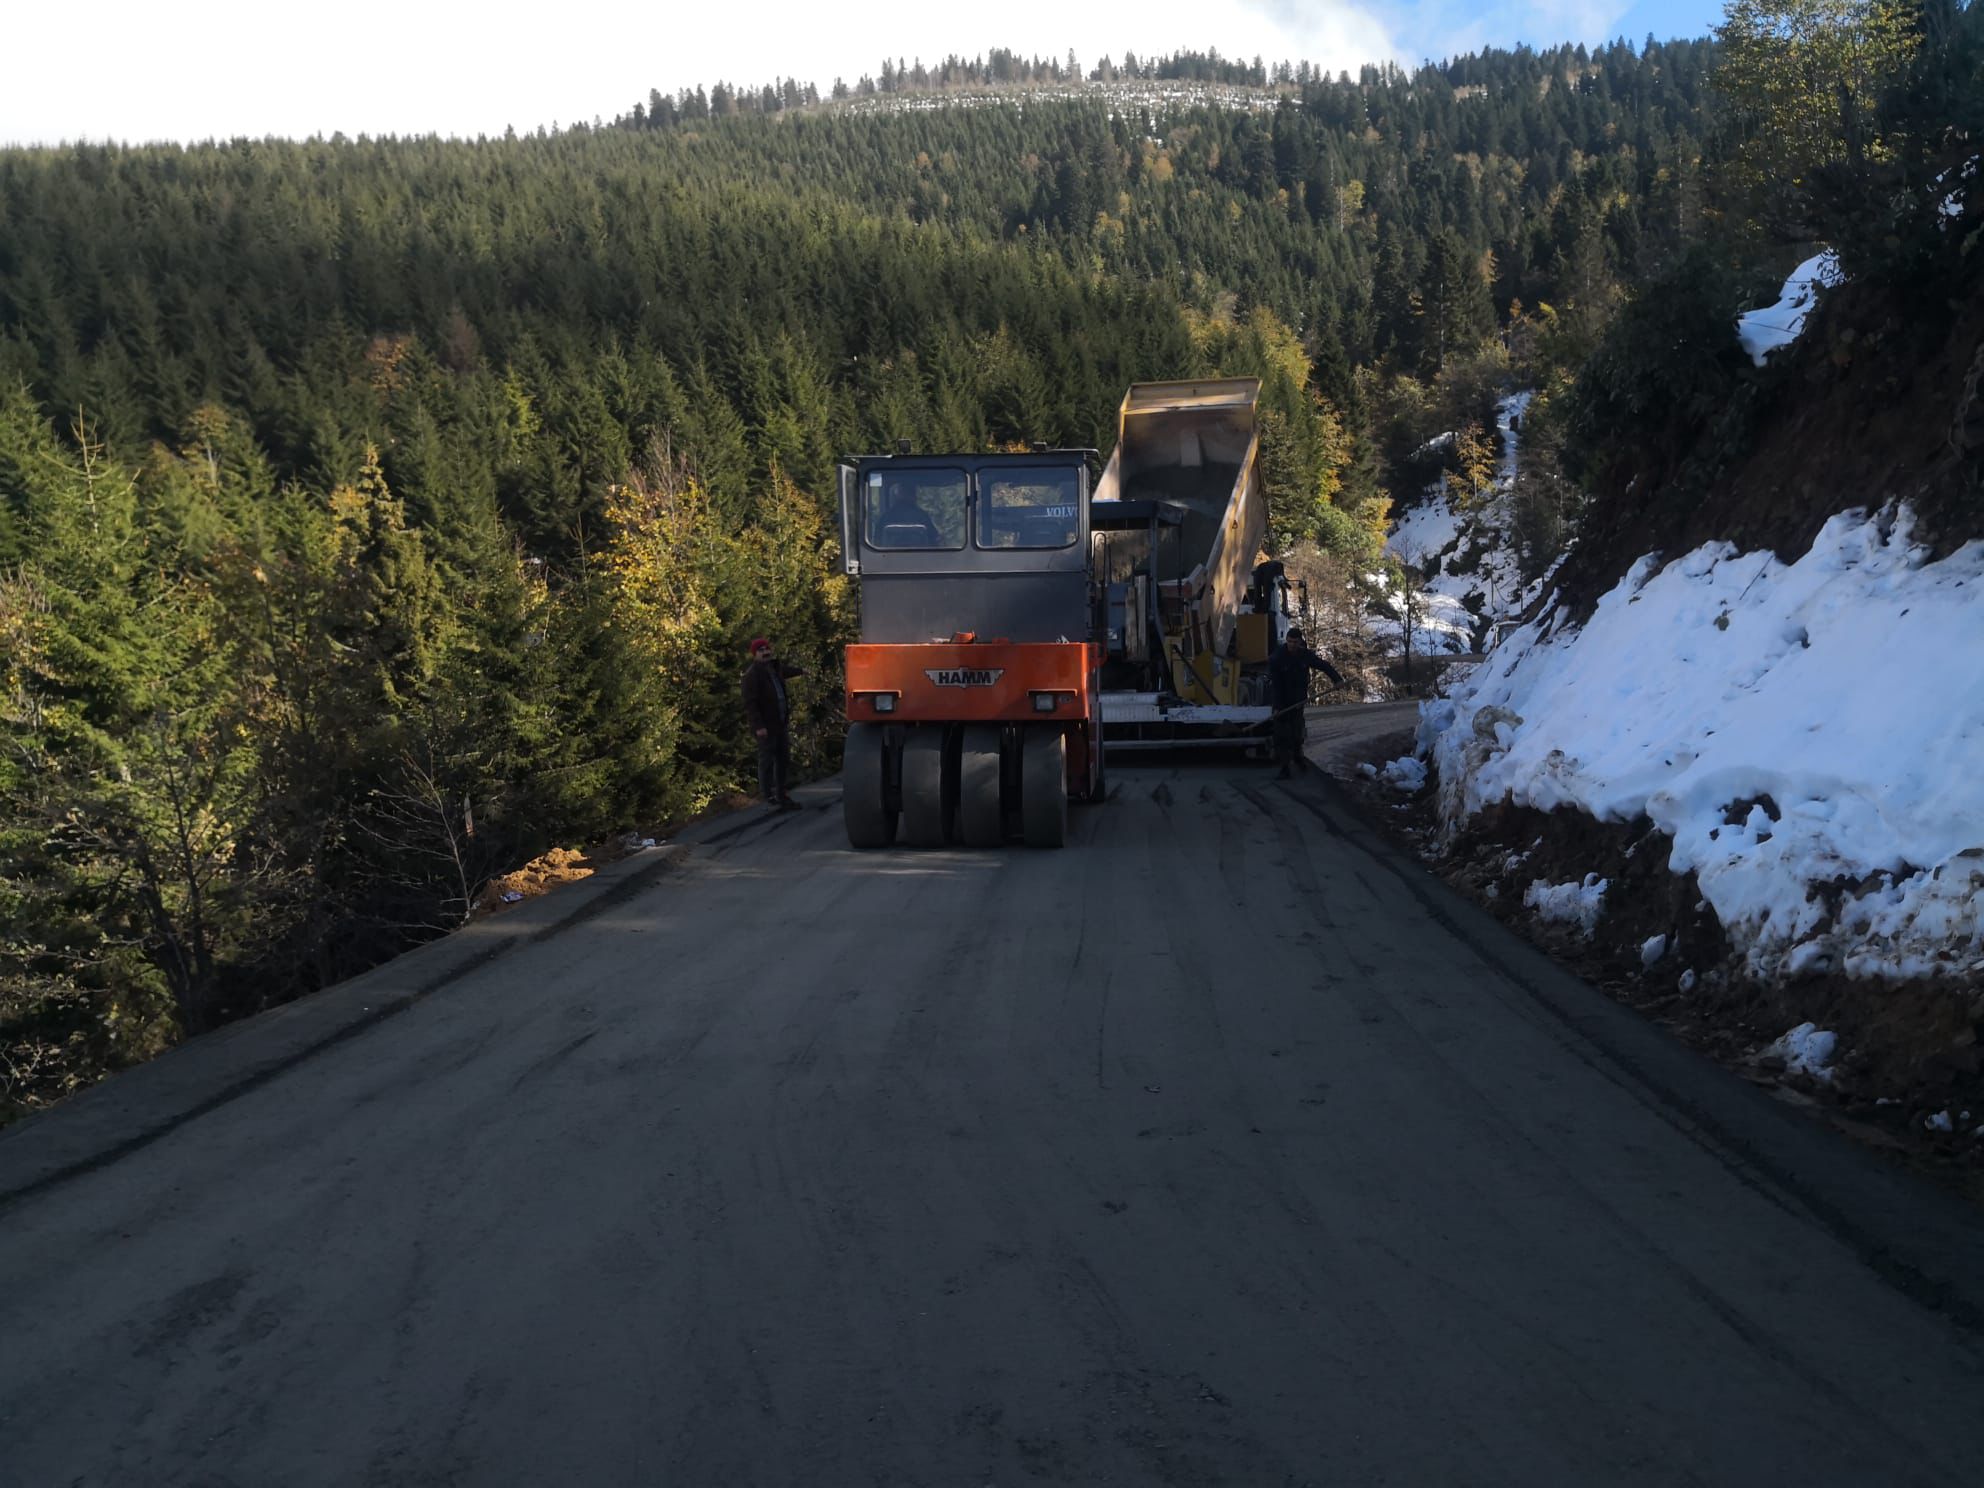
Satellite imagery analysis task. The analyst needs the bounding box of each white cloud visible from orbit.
[3,0,1402,145]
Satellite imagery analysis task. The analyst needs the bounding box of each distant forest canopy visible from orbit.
[618,40,1704,120]
[5,4,1976,1116]
[620,46,1354,125]
[0,35,1717,564]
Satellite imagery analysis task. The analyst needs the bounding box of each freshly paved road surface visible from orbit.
[4,714,1981,1486]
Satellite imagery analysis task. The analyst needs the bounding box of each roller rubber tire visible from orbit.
[842,724,896,848]
[900,726,951,848]
[1021,728,1068,848]
[1084,729,1108,804]
[958,724,1005,847]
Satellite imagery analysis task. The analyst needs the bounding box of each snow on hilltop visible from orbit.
[840,79,1287,118]
[1417,505,1984,983]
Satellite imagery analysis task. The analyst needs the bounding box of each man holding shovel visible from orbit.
[1267,628,1345,779]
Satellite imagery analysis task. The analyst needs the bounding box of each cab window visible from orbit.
[978,467,1080,549]
[865,469,967,550]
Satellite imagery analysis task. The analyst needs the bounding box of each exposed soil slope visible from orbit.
[1560,274,1984,617]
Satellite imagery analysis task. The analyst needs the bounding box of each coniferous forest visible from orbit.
[3,12,1980,1115]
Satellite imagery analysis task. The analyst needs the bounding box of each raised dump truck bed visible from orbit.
[1090,379,1294,747]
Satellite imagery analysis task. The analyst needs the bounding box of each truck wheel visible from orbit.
[1084,729,1109,804]
[1021,727,1068,848]
[900,726,953,848]
[842,724,896,848]
[958,724,1004,847]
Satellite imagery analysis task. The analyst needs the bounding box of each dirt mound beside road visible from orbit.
[474,846,597,918]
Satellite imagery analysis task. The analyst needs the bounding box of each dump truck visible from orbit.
[1090,378,1302,750]
[834,378,1300,849]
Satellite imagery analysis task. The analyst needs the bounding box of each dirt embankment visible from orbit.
[1558,276,1984,619]
[1346,263,1984,1196]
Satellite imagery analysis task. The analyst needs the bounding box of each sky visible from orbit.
[0,0,1729,146]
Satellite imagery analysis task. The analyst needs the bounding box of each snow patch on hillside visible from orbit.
[1736,253,1843,367]
[1417,506,1984,983]
[841,80,1287,118]
[1938,156,1978,221]
[1376,391,1542,657]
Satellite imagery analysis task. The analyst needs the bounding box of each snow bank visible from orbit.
[1418,506,1984,982]
[1736,253,1843,367]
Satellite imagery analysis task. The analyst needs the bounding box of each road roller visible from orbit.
[835,448,1103,849]
[835,378,1294,849]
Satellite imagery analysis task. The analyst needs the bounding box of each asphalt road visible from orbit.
[3,712,1981,1487]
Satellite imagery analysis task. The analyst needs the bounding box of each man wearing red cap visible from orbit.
[741,636,807,810]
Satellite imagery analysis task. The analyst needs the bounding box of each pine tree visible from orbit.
[0,397,262,1042]
[327,445,446,710]
[1418,229,1495,372]
[1372,230,1422,369]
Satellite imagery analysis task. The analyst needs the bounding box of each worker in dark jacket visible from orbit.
[1266,628,1345,779]
[742,636,807,810]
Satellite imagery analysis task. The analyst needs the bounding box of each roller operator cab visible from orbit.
[836,451,1105,849]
